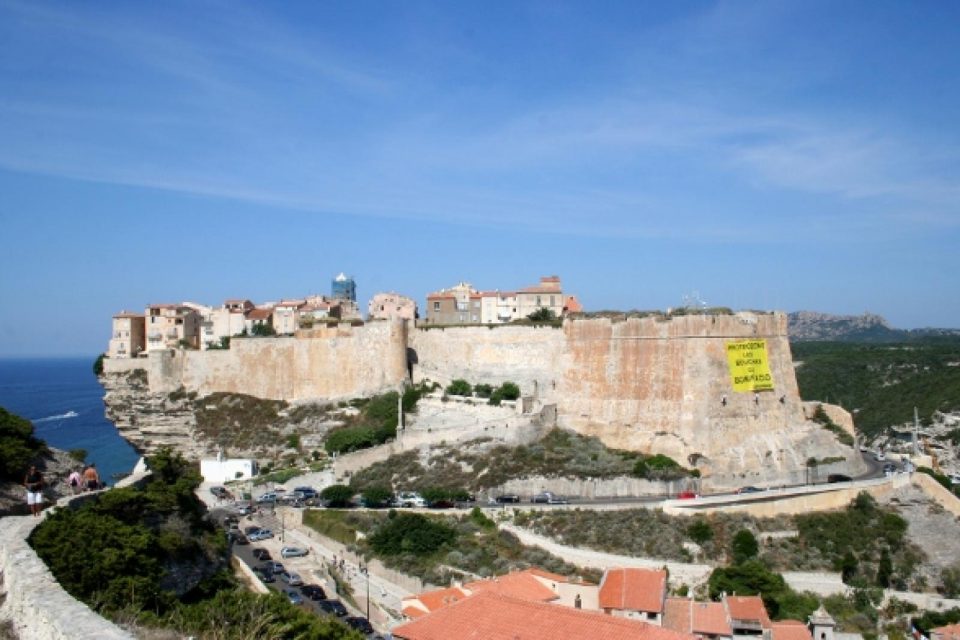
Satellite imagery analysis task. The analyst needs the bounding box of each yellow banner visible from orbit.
[726,339,774,392]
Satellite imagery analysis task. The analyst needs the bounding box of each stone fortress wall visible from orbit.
[104,312,863,480]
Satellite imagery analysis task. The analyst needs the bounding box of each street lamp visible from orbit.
[359,564,370,620]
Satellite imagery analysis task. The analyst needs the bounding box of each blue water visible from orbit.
[0,358,139,485]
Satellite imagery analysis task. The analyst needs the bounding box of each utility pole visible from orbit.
[360,564,370,620]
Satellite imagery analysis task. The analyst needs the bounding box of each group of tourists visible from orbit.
[22,463,102,516]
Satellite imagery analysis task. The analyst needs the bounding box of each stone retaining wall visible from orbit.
[0,476,150,640]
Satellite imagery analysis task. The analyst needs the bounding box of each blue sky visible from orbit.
[1,0,958,357]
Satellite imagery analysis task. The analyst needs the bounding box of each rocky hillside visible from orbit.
[788,311,960,342]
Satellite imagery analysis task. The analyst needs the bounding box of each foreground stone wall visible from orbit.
[0,478,149,640]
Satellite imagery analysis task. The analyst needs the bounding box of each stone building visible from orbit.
[368,292,417,321]
[107,311,145,358]
[145,304,200,351]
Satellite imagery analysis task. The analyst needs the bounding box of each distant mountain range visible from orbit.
[788,311,960,342]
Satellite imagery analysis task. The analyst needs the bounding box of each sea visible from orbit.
[0,358,139,485]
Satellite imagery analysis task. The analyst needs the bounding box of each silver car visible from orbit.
[280,546,309,558]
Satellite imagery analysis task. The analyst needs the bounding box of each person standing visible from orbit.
[82,464,100,491]
[67,468,82,495]
[24,465,43,517]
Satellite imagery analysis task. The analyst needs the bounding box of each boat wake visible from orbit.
[33,410,79,423]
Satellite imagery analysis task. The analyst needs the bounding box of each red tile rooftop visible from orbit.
[404,586,471,616]
[932,623,960,640]
[725,596,772,629]
[771,621,812,640]
[464,570,558,603]
[664,598,732,637]
[599,568,667,613]
[393,591,696,640]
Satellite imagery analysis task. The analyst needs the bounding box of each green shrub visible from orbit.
[69,448,88,463]
[320,485,356,508]
[368,512,456,556]
[688,519,714,545]
[446,379,472,396]
[498,382,521,400]
[361,486,394,508]
[0,407,48,480]
[527,308,557,322]
[732,529,759,564]
[474,383,493,398]
[93,353,105,376]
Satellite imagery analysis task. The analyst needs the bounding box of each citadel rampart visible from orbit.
[103,312,862,479]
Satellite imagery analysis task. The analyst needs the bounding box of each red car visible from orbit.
[677,491,699,499]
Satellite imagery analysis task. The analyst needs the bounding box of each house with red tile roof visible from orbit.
[931,623,960,640]
[771,621,813,640]
[393,590,697,640]
[401,585,471,620]
[599,568,668,624]
[664,597,733,640]
[724,595,772,637]
[424,275,580,325]
[401,568,599,620]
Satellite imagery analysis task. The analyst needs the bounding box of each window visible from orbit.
[433,302,440,311]
[536,295,541,306]
[550,295,555,306]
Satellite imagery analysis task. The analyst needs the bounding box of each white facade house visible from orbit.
[200,455,258,484]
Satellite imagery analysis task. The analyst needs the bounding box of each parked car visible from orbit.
[345,617,375,635]
[293,487,318,500]
[249,529,274,541]
[244,525,263,535]
[736,486,765,494]
[252,548,272,561]
[427,498,456,509]
[255,568,275,583]
[280,571,304,586]
[227,531,249,545]
[261,561,285,574]
[317,599,348,617]
[234,503,255,515]
[285,590,303,605]
[677,491,699,499]
[281,546,309,559]
[396,491,427,508]
[300,584,327,600]
[210,486,229,498]
[495,494,521,504]
[531,491,568,504]
[827,474,853,483]
[257,492,278,503]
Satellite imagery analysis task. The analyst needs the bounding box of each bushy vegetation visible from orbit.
[193,392,290,447]
[93,353,105,376]
[446,379,472,396]
[0,406,49,480]
[518,492,926,586]
[708,561,819,621]
[793,339,960,438]
[303,508,597,586]
[769,492,922,588]
[29,449,359,639]
[811,404,856,447]
[369,512,457,555]
[349,429,697,494]
[320,484,356,507]
[323,385,429,455]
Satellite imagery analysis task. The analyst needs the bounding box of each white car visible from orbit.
[396,491,427,508]
[280,571,303,586]
[280,546,309,558]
